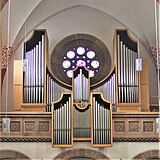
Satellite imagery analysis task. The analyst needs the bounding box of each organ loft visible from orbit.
[1,28,156,148]
[0,0,159,157]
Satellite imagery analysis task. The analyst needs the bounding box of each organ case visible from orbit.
[114,30,142,112]
[52,93,73,147]
[91,92,112,147]
[21,30,48,111]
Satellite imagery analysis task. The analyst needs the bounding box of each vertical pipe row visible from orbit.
[68,97,71,144]
[23,35,45,103]
[73,70,89,102]
[93,97,111,145]
[46,72,71,112]
[92,73,115,106]
[117,35,139,103]
[117,35,121,102]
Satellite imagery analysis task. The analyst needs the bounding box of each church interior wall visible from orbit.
[1,142,159,159]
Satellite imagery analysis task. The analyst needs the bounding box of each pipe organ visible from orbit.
[22,30,47,111]
[73,106,91,140]
[46,69,71,112]
[52,93,73,147]
[52,66,112,147]
[14,29,145,147]
[91,93,112,146]
[23,31,45,104]
[115,30,142,112]
[73,67,90,107]
[91,69,116,109]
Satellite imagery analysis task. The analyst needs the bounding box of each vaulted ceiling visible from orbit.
[0,0,159,68]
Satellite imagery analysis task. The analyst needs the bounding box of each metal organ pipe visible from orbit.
[23,34,45,104]
[92,95,111,145]
[92,71,116,107]
[117,34,139,103]
[73,68,89,102]
[46,72,71,112]
[53,95,72,146]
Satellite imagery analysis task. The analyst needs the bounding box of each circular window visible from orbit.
[62,47,99,78]
[51,34,111,86]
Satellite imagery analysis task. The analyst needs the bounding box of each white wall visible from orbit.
[0,142,159,159]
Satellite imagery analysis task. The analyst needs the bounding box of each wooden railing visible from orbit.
[0,112,159,142]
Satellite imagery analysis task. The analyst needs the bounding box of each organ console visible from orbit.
[13,28,148,147]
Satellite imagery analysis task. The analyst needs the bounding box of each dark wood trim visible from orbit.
[1,137,159,143]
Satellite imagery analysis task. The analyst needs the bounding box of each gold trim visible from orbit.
[73,138,91,141]
[73,103,90,110]
[90,93,93,146]
[21,103,46,107]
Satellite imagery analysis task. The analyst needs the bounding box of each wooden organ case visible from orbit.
[114,30,142,112]
[52,66,112,147]
[13,29,150,148]
[21,30,48,112]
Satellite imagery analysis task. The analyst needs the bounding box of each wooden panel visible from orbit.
[116,103,142,112]
[140,60,149,111]
[13,60,23,111]
[14,60,23,85]
[21,104,46,112]
[140,60,149,85]
[141,85,149,111]
[0,112,159,143]
[14,86,22,111]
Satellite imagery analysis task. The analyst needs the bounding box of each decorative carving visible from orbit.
[0,137,159,143]
[143,121,154,132]
[0,137,51,142]
[150,47,160,67]
[0,121,2,132]
[10,121,20,132]
[113,137,159,142]
[114,121,125,132]
[39,121,49,132]
[129,121,139,132]
[2,46,14,69]
[24,121,35,132]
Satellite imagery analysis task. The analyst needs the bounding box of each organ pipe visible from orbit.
[52,93,73,147]
[117,31,139,103]
[91,93,112,146]
[23,31,46,104]
[92,69,116,107]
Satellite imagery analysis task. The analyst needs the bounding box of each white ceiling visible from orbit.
[1,0,159,62]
